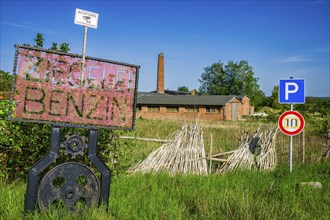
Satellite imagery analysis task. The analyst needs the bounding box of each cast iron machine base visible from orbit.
[24,126,111,213]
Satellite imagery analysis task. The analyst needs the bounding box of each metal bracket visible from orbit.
[24,126,111,213]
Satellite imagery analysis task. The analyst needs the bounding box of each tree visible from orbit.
[30,33,70,53]
[0,70,13,92]
[0,70,13,99]
[50,42,58,51]
[199,60,265,107]
[34,33,44,48]
[199,62,228,95]
[269,85,281,109]
[59,43,70,53]
[177,86,189,92]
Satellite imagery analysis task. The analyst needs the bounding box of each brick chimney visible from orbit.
[157,52,164,94]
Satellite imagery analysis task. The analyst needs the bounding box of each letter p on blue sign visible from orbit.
[279,79,305,104]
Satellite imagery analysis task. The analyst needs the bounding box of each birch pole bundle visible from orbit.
[128,122,208,175]
[256,127,278,171]
[218,127,278,173]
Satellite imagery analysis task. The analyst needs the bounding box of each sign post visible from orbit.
[81,26,88,86]
[74,8,99,87]
[278,78,305,172]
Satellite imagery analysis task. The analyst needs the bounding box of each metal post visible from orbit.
[290,103,293,172]
[81,26,88,87]
[88,129,111,209]
[290,134,293,172]
[25,126,61,213]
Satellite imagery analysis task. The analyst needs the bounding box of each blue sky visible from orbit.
[1,0,329,97]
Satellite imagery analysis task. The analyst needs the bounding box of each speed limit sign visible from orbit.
[278,110,305,136]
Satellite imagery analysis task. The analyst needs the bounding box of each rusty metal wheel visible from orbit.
[37,162,100,212]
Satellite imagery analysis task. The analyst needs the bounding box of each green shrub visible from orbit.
[0,101,126,180]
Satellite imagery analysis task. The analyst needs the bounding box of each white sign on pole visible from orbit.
[74,8,99,29]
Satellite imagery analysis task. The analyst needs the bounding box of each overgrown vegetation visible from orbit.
[0,100,124,179]
[23,33,70,53]
[0,98,329,180]
[0,162,329,219]
[0,97,329,219]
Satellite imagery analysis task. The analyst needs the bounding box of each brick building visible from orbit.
[238,95,254,116]
[136,53,253,121]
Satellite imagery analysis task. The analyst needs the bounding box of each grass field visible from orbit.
[0,118,329,219]
[0,162,329,219]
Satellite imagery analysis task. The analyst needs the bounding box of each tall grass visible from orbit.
[1,162,329,219]
[118,118,326,174]
[1,118,328,219]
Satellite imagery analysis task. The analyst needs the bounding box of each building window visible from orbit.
[186,107,199,113]
[148,107,160,112]
[206,107,219,113]
[166,107,179,112]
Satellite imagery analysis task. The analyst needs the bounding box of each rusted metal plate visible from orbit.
[37,162,100,212]
[9,45,140,129]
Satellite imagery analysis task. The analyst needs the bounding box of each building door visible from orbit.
[232,103,237,121]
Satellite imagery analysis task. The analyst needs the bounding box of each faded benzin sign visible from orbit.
[9,45,140,129]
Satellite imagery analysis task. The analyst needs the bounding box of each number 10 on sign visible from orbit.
[278,111,305,136]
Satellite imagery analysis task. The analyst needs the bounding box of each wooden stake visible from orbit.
[209,133,213,174]
[119,136,170,143]
[302,129,305,163]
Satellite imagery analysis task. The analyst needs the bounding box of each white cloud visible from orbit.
[309,47,330,53]
[2,21,60,35]
[273,55,312,64]
[295,68,319,76]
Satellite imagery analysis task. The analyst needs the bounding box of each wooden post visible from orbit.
[302,129,305,163]
[208,133,213,174]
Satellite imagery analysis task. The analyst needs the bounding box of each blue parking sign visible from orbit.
[279,79,305,104]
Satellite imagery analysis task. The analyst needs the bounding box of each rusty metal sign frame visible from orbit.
[8,44,140,130]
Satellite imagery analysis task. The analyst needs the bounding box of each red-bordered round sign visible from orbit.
[278,110,305,136]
